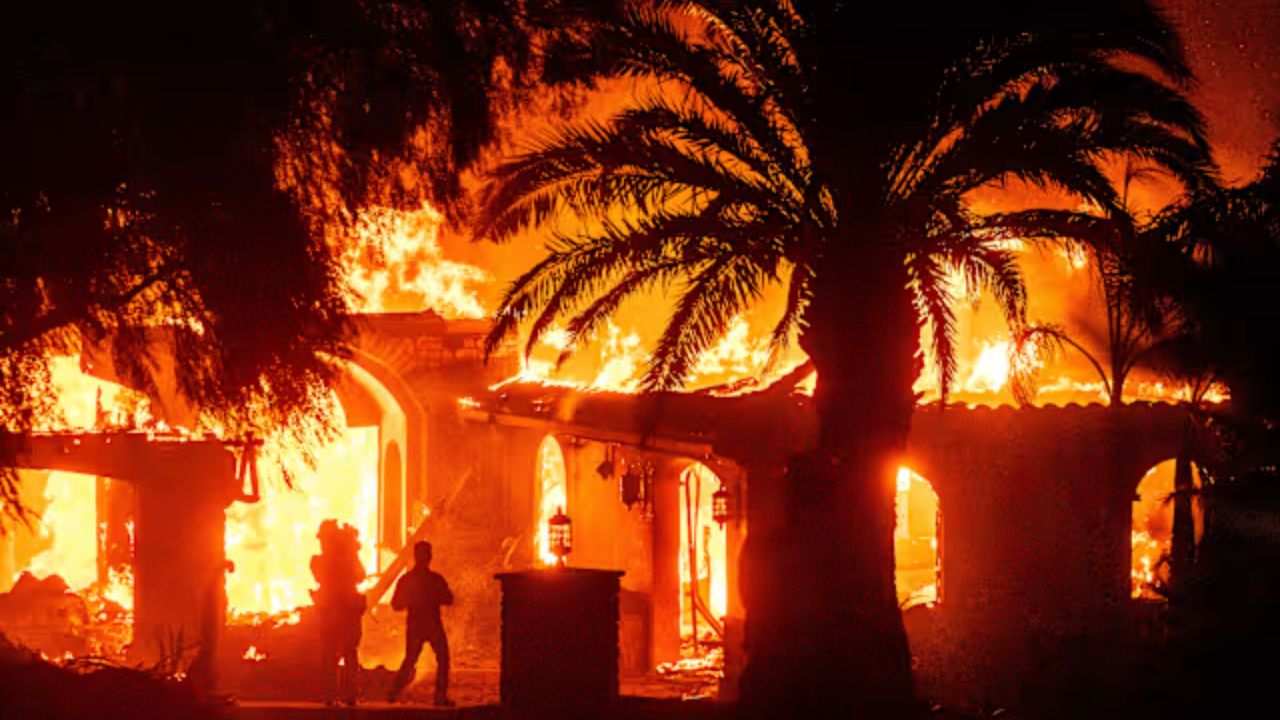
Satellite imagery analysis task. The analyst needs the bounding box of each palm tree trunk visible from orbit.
[1170,416,1197,591]
[741,250,918,718]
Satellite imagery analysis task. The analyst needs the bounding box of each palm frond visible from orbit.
[644,254,771,390]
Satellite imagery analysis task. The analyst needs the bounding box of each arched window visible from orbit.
[1132,459,1202,600]
[678,462,728,639]
[534,435,568,567]
[894,467,940,608]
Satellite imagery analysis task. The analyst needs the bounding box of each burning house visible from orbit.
[1,300,1200,707]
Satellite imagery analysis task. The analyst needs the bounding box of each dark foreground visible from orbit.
[230,698,736,720]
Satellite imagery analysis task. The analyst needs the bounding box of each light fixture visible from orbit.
[548,506,572,568]
[712,482,731,527]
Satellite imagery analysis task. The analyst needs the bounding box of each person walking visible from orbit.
[387,541,454,706]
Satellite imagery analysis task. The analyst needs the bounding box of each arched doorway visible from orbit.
[1132,458,1202,600]
[894,466,940,608]
[334,359,410,568]
[223,394,380,614]
[678,462,728,640]
[534,435,567,567]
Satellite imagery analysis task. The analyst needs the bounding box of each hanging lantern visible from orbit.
[548,506,572,567]
[597,444,617,481]
[620,464,643,508]
[712,483,731,527]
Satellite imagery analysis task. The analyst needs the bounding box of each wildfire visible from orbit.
[224,414,379,615]
[512,315,793,394]
[26,472,98,591]
[340,203,489,318]
[1131,460,1187,600]
[964,340,1014,394]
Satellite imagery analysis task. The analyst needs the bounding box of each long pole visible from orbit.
[684,475,698,649]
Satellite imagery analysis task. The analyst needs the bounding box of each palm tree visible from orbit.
[477,2,1212,714]
[1000,162,1191,407]
[1141,138,1280,586]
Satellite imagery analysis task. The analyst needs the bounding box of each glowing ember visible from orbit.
[1131,460,1184,600]
[242,644,268,662]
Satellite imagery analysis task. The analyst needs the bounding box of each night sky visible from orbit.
[1167,0,1280,181]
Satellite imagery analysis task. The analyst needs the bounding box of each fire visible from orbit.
[678,463,728,631]
[894,467,939,606]
[1130,529,1164,599]
[964,340,1013,394]
[533,436,568,567]
[513,315,793,394]
[100,563,134,613]
[26,472,98,591]
[224,414,379,615]
[242,644,267,662]
[1131,460,1190,600]
[340,203,489,318]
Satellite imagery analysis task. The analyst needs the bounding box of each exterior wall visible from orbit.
[11,435,239,670]
[246,318,1197,698]
[901,404,1185,706]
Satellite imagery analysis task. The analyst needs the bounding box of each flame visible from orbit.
[26,472,98,590]
[533,436,567,567]
[1130,529,1164,599]
[894,467,939,606]
[679,463,728,631]
[1131,459,1185,600]
[963,340,1013,394]
[340,203,489,318]
[224,417,379,615]
[242,644,268,662]
[511,315,794,394]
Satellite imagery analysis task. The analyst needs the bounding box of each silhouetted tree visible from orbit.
[0,1,617,522]
[1146,140,1280,585]
[1146,139,1280,421]
[477,1,1213,714]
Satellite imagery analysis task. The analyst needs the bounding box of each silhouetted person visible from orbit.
[310,520,366,706]
[387,541,453,706]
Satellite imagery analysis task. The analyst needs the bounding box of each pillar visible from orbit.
[130,450,231,682]
[495,569,624,716]
[650,460,682,666]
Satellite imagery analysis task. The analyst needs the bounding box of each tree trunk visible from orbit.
[1170,415,1197,591]
[740,248,919,718]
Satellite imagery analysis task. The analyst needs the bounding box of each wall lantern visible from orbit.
[548,506,572,568]
[712,482,731,527]
[596,444,617,481]
[620,464,644,508]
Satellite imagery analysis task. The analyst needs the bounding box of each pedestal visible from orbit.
[495,568,623,715]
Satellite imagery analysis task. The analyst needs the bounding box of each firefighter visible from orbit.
[387,541,454,706]
[310,520,366,706]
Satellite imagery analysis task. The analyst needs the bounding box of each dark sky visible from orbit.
[1166,0,1280,182]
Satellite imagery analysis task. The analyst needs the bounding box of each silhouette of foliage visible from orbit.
[478,1,1214,713]
[0,2,622,523]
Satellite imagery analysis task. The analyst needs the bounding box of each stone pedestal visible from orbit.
[495,568,623,716]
